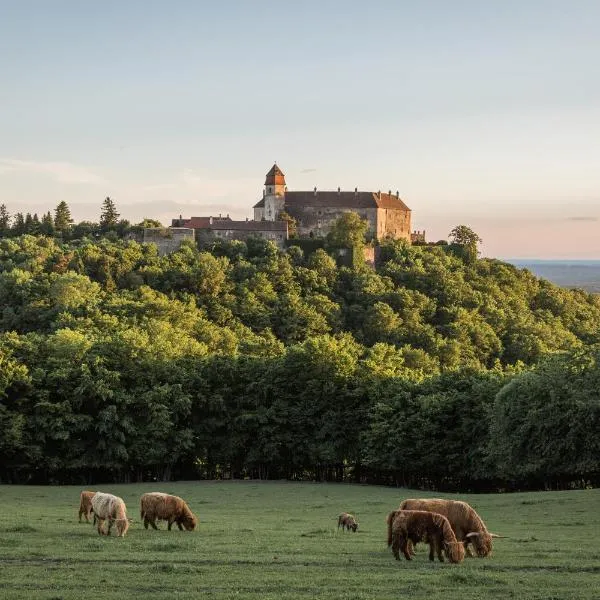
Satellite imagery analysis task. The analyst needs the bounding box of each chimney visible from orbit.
[179,214,182,220]
[263,189,265,198]
[313,186,317,197]
[219,213,222,218]
[246,217,248,222]
[337,186,341,195]
[354,187,358,198]
[396,190,399,198]
[388,190,391,196]
[209,216,213,225]
[378,190,381,199]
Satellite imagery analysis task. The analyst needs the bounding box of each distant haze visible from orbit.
[507,259,600,292]
[1,1,599,258]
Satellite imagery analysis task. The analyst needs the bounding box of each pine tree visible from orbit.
[100,197,120,231]
[31,213,41,235]
[0,204,10,236]
[54,201,73,235]
[24,213,34,233]
[40,211,55,236]
[12,212,26,235]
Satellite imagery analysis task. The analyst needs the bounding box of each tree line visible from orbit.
[0,230,598,489]
[0,197,158,241]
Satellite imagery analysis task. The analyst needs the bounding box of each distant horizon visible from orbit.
[502,258,600,263]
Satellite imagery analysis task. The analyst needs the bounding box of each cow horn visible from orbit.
[465,532,480,538]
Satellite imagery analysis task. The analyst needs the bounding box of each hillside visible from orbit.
[0,235,599,488]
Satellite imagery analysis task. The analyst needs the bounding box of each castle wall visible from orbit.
[198,227,287,248]
[286,206,378,238]
[143,227,195,255]
[264,195,285,221]
[376,208,412,241]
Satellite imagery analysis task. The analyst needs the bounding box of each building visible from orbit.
[142,227,195,255]
[253,164,413,241]
[171,215,288,247]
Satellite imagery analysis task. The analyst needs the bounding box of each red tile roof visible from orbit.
[265,164,286,186]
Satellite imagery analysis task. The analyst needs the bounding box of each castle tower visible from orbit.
[264,163,286,221]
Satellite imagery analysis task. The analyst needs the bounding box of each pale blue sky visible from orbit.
[1,0,599,257]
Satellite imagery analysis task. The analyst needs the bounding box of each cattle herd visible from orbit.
[78,491,501,565]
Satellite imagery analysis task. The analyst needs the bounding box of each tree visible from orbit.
[100,197,120,231]
[137,218,163,229]
[0,205,10,237]
[449,225,482,246]
[327,213,368,248]
[54,201,73,235]
[40,212,55,236]
[448,225,482,264]
[278,211,297,238]
[12,213,26,236]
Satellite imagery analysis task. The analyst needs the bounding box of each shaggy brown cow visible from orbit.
[387,509,465,563]
[399,498,501,557]
[337,512,359,532]
[78,490,96,523]
[140,492,197,531]
[92,492,130,537]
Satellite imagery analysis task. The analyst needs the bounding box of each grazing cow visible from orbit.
[399,498,501,557]
[387,509,465,564]
[91,492,130,537]
[78,490,96,523]
[337,512,359,532]
[140,492,198,531]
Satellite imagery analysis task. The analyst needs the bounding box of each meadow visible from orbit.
[0,482,598,600]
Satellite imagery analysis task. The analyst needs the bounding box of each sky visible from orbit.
[1,0,599,258]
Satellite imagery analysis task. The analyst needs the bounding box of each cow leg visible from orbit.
[391,534,401,560]
[167,519,173,531]
[176,521,183,531]
[96,518,104,536]
[149,518,158,530]
[436,539,444,562]
[106,518,113,536]
[143,517,149,529]
[464,540,474,557]
[407,540,416,556]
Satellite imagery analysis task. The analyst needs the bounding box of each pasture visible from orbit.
[0,482,598,599]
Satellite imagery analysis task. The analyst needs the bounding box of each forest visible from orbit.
[0,204,598,489]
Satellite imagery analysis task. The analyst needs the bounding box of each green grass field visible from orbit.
[0,482,598,599]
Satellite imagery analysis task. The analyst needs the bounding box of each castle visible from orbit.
[253,164,413,242]
[164,164,421,253]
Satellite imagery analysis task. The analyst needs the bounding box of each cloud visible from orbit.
[300,168,317,173]
[136,170,256,200]
[0,158,106,185]
[567,216,598,222]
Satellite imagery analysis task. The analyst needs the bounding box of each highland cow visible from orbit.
[78,490,96,523]
[140,492,198,531]
[337,512,359,532]
[399,498,501,557]
[91,492,130,538]
[387,509,465,563]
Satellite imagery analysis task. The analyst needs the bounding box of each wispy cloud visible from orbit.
[138,170,256,200]
[567,216,598,222]
[0,158,106,184]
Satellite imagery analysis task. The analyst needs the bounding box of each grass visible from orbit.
[0,482,598,599]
